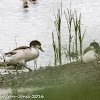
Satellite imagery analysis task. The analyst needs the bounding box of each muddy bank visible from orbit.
[0,62,100,89]
[0,62,100,100]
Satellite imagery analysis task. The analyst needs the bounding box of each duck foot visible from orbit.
[24,66,33,71]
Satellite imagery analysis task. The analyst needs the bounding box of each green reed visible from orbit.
[64,5,73,62]
[78,14,86,61]
[52,3,86,65]
[64,6,86,62]
[52,32,58,65]
[52,2,62,65]
[72,10,86,62]
[73,10,78,55]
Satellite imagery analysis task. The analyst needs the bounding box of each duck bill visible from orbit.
[39,47,44,52]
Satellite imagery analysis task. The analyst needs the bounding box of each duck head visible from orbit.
[90,42,100,53]
[30,40,44,52]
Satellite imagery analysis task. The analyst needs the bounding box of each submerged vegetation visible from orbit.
[52,3,86,65]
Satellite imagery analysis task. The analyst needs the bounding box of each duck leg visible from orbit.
[19,60,33,71]
[34,60,37,70]
[24,66,33,71]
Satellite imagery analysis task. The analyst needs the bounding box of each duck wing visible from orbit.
[5,51,17,57]
[83,47,93,54]
[5,46,29,57]
[13,46,29,51]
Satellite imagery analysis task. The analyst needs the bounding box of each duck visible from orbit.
[0,40,44,65]
[23,1,29,8]
[29,0,37,2]
[82,41,100,63]
[28,0,37,4]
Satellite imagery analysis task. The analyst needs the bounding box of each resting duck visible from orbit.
[0,40,44,65]
[82,41,100,63]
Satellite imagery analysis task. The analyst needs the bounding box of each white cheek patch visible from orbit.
[90,46,94,49]
[36,45,41,48]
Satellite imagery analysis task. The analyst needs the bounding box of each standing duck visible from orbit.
[82,41,100,63]
[0,40,44,65]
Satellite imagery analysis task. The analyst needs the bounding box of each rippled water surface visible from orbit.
[0,0,100,70]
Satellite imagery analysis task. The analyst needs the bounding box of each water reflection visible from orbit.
[23,8,29,13]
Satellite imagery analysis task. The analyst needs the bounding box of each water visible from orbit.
[0,0,100,71]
